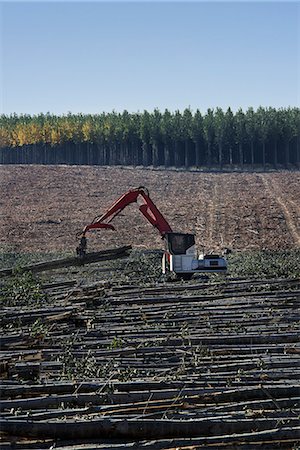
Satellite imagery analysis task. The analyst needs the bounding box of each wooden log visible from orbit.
[0,306,81,325]
[0,246,131,277]
[199,396,300,413]
[109,277,300,298]
[0,379,238,399]
[1,384,299,411]
[1,428,299,449]
[0,382,111,399]
[41,280,77,290]
[1,417,300,440]
[50,427,300,449]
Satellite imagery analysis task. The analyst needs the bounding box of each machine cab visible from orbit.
[165,232,196,256]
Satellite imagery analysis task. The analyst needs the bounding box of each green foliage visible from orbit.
[58,342,100,380]
[108,337,124,349]
[0,270,47,307]
[0,251,36,270]
[245,107,259,142]
[235,108,246,143]
[29,319,49,339]
[121,250,162,284]
[228,250,300,279]
[190,109,204,142]
[57,336,136,381]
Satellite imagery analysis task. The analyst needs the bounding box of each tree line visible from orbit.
[0,107,299,169]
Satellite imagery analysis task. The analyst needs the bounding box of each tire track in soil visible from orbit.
[213,177,226,251]
[288,199,300,217]
[259,175,300,248]
[205,177,225,253]
[202,178,220,253]
[206,182,216,252]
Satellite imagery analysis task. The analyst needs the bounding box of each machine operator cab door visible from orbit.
[165,233,196,256]
[162,232,197,276]
[162,232,227,277]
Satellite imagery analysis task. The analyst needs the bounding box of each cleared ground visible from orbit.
[0,165,299,254]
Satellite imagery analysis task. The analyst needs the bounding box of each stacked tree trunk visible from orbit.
[0,246,131,277]
[1,274,299,449]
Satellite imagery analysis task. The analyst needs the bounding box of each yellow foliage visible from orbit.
[0,127,10,147]
[27,123,42,145]
[82,121,93,141]
[12,124,27,146]
[51,128,61,146]
[42,122,52,144]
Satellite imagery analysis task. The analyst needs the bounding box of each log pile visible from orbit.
[1,274,300,449]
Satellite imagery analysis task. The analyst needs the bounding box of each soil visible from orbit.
[0,165,299,254]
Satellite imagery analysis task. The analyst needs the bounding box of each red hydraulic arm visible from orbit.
[80,186,173,239]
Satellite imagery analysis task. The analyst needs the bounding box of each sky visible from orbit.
[0,1,299,115]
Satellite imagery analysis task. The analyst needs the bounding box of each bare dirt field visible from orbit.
[0,165,299,254]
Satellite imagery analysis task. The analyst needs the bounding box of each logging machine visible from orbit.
[77,186,227,279]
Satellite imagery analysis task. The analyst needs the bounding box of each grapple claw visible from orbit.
[76,236,87,259]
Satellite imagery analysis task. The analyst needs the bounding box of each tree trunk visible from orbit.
[184,139,189,168]
[43,144,47,164]
[164,141,171,168]
[251,141,254,170]
[89,142,94,165]
[116,141,121,165]
[126,141,130,165]
[174,140,181,168]
[87,143,92,165]
[108,142,116,165]
[285,141,290,168]
[262,141,266,171]
[274,140,278,169]
[133,139,141,166]
[195,141,201,167]
[138,140,143,165]
[218,143,223,170]
[131,141,136,166]
[229,146,233,166]
[0,246,131,278]
[297,137,300,169]
[131,140,139,166]
[142,142,150,166]
[104,143,110,165]
[111,141,119,166]
[239,143,243,169]
[75,143,80,165]
[152,141,159,167]
[69,144,73,164]
[119,142,124,165]
[3,415,298,440]
[207,142,212,168]
[82,143,88,165]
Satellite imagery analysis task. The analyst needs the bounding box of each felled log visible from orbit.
[1,417,300,440]
[1,384,299,412]
[0,246,131,277]
[1,427,300,449]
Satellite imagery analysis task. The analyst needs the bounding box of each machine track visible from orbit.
[259,175,300,247]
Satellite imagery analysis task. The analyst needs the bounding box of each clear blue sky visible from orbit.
[0,1,299,115]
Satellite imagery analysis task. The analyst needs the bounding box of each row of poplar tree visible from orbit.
[0,107,299,168]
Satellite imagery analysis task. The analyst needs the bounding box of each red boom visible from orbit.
[81,186,173,237]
